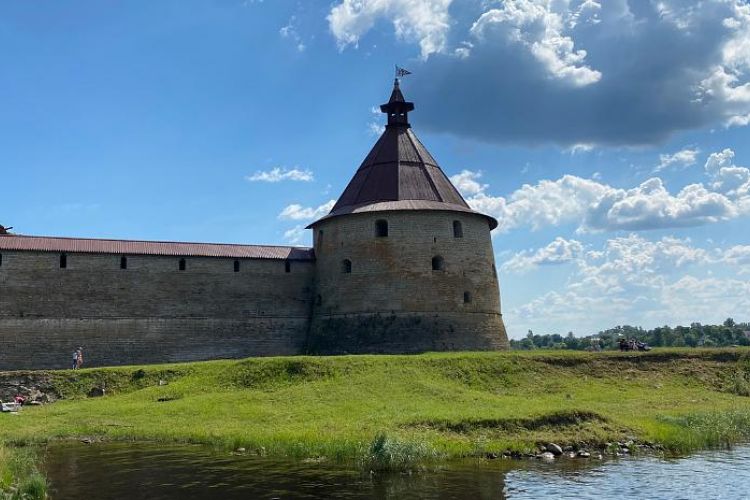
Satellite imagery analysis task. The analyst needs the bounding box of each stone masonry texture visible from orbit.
[0,251,314,369]
[0,210,508,369]
[308,210,508,354]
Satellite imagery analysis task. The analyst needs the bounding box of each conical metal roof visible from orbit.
[310,80,498,229]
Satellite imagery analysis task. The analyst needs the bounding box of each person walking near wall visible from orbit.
[76,347,84,370]
[72,349,79,370]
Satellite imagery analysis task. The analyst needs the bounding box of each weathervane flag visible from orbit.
[395,65,412,78]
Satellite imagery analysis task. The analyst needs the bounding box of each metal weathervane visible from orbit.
[395,65,412,79]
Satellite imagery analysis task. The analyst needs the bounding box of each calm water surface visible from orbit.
[44,442,750,499]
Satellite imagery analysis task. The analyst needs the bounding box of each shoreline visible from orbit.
[2,348,750,495]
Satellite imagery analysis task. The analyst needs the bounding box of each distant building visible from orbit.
[0,80,508,369]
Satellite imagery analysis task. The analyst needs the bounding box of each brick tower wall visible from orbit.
[307,210,509,354]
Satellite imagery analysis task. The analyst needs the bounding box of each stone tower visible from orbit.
[307,79,508,353]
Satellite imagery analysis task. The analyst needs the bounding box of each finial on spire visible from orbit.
[381,70,414,128]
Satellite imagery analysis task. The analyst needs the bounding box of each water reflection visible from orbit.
[44,442,750,499]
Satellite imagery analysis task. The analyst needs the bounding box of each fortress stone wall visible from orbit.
[308,211,506,353]
[0,80,509,370]
[0,251,314,369]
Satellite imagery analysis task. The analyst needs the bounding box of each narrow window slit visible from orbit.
[432,255,444,271]
[453,220,463,238]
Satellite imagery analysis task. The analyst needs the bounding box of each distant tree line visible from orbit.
[510,319,750,350]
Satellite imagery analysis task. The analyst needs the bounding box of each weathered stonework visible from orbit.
[0,80,509,369]
[0,252,314,369]
[308,211,507,353]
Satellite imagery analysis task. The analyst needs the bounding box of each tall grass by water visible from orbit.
[651,410,750,453]
[0,445,47,500]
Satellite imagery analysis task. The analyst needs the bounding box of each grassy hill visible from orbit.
[2,349,750,472]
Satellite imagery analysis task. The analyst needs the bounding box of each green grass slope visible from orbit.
[2,349,750,466]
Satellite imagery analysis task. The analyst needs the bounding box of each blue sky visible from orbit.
[2,0,749,337]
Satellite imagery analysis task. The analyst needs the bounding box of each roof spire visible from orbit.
[380,78,414,128]
[307,73,499,230]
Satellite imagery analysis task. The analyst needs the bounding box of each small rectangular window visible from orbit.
[120,256,128,269]
[375,219,388,237]
[179,258,186,271]
[432,255,444,271]
[453,220,463,238]
[60,253,67,269]
[285,261,291,273]
[234,260,240,273]
[0,253,3,267]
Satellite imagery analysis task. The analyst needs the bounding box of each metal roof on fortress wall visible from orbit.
[309,79,498,230]
[0,234,314,260]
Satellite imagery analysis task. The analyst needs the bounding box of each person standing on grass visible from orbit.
[76,347,84,369]
[72,348,80,370]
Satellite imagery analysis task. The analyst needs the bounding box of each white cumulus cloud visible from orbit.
[504,233,748,336]
[501,237,584,273]
[328,0,453,59]
[404,0,750,146]
[723,244,750,265]
[246,167,314,183]
[449,170,488,196]
[283,225,308,244]
[278,200,336,221]
[585,178,737,231]
[654,148,700,172]
[453,166,747,234]
[695,2,750,127]
[469,0,602,87]
[659,276,750,323]
[704,148,750,198]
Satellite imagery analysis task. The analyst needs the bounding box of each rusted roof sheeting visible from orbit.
[0,235,314,260]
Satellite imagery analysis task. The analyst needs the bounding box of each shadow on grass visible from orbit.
[407,410,606,434]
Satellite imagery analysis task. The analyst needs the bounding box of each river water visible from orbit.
[44,442,750,499]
